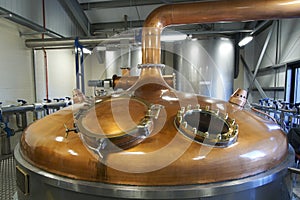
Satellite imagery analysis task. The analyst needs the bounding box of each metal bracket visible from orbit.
[146,104,164,119]
[64,124,78,138]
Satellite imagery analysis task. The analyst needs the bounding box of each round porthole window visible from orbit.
[174,105,238,147]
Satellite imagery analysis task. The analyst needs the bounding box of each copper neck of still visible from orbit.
[139,0,300,100]
[129,64,171,100]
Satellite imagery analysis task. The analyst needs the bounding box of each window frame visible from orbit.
[285,61,300,103]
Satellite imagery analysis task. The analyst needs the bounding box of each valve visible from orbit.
[43,99,52,103]
[17,99,27,105]
[64,123,78,138]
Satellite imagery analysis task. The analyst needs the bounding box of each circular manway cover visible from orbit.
[77,96,153,150]
[175,106,238,147]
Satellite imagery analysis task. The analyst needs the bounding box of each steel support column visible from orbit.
[248,21,275,92]
[241,55,268,99]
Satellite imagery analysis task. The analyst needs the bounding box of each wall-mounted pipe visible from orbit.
[25,37,136,49]
[142,0,300,64]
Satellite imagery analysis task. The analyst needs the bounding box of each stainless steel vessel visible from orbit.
[173,38,235,100]
[14,143,294,199]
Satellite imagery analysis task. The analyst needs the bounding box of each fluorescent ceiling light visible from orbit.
[161,34,187,42]
[238,36,253,47]
[75,47,92,54]
[82,47,92,54]
[161,30,187,42]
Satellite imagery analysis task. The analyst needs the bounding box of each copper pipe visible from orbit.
[142,0,300,64]
[251,107,277,123]
[121,68,130,76]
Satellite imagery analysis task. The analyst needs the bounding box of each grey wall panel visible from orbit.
[0,0,42,25]
[0,0,85,37]
[242,18,300,102]
[280,19,300,63]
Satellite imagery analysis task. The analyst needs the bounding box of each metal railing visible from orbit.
[251,98,300,133]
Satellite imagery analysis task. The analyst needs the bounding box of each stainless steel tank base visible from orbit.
[14,143,294,200]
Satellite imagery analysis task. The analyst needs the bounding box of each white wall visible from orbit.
[34,49,76,102]
[0,18,80,105]
[0,19,33,105]
[84,52,106,97]
[0,0,89,103]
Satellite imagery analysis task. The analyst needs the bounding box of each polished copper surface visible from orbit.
[79,97,148,138]
[229,88,248,107]
[112,74,174,90]
[20,65,288,185]
[20,109,100,180]
[20,83,288,184]
[121,68,130,76]
[76,96,155,151]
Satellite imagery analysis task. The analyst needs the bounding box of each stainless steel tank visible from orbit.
[104,38,142,78]
[103,35,234,100]
[173,38,234,100]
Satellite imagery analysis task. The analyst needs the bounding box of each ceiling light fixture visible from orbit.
[238,35,253,47]
[161,29,187,42]
[161,33,187,42]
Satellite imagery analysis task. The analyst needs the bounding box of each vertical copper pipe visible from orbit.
[142,0,300,64]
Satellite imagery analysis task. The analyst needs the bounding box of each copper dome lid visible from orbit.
[20,64,288,185]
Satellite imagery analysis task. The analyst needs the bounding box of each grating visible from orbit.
[0,156,17,200]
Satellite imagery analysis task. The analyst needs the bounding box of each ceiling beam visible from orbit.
[58,0,90,36]
[91,21,254,38]
[80,0,200,10]
[0,7,64,38]
[91,20,144,34]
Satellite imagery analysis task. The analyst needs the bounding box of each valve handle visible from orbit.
[43,99,52,103]
[17,99,27,105]
[64,123,78,138]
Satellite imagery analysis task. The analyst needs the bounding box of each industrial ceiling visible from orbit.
[69,0,262,38]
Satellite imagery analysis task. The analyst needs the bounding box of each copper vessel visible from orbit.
[19,63,288,185]
[15,0,300,199]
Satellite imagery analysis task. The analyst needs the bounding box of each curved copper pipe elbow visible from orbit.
[142,0,300,64]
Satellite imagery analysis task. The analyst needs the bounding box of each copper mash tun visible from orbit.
[14,0,300,199]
